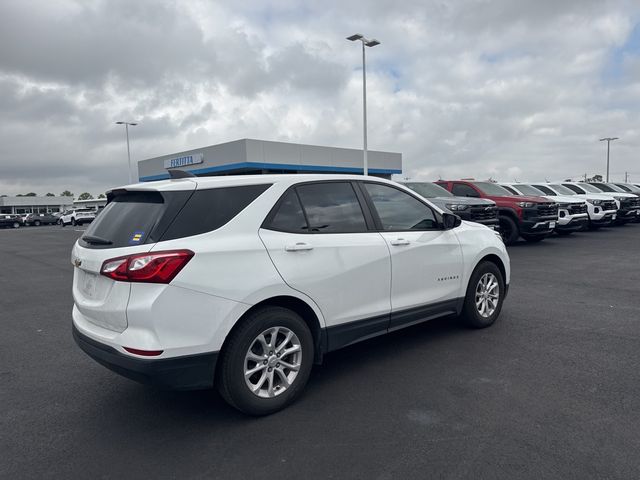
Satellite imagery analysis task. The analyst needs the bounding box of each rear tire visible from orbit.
[498,216,519,246]
[12,222,19,229]
[71,218,77,226]
[34,220,41,226]
[459,261,505,329]
[217,306,314,416]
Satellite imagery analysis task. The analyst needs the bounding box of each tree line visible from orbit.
[3,191,107,199]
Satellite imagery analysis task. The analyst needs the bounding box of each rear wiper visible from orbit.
[82,235,112,245]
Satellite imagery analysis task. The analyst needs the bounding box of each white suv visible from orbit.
[60,208,96,227]
[72,174,510,415]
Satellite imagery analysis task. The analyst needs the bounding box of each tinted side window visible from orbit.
[451,183,479,197]
[363,183,437,231]
[162,184,271,241]
[562,184,584,194]
[502,185,519,195]
[266,190,308,232]
[296,182,367,233]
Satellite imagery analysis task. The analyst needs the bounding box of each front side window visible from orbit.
[532,185,557,196]
[590,183,615,193]
[295,182,367,233]
[451,183,480,197]
[562,184,587,194]
[472,182,512,196]
[363,183,437,231]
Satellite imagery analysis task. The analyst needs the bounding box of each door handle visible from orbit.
[285,242,314,252]
[390,238,410,246]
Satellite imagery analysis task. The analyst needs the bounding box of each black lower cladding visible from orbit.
[72,325,218,390]
[325,298,464,352]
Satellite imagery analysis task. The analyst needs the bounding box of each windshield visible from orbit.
[616,183,640,193]
[515,184,545,196]
[549,184,575,195]
[403,182,453,198]
[473,182,512,196]
[590,183,617,193]
[531,184,557,195]
[577,183,604,193]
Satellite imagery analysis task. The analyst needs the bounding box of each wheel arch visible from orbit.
[477,253,507,285]
[220,295,326,365]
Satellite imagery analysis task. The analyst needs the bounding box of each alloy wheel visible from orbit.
[475,272,499,318]
[244,326,302,398]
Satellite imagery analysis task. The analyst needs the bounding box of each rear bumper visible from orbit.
[72,324,218,390]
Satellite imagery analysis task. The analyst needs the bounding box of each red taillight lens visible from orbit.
[100,250,194,284]
[123,347,163,356]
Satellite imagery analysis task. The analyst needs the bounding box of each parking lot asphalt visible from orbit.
[1,225,640,479]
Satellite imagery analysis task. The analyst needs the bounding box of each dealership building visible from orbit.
[137,139,402,182]
[0,196,74,215]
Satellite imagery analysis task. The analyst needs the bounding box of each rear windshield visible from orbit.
[81,184,270,249]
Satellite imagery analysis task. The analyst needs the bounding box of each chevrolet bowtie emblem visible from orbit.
[73,258,82,268]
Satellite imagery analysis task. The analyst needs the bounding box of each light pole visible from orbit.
[347,33,380,176]
[599,137,619,182]
[116,121,138,183]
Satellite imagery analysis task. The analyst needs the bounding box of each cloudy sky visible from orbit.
[1,0,639,196]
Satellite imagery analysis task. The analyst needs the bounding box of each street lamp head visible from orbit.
[347,33,363,41]
[599,137,619,141]
[116,121,138,126]
[365,39,380,47]
[115,121,124,125]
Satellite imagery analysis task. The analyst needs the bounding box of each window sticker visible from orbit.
[129,230,145,245]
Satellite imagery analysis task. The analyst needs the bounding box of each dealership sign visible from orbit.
[164,153,204,169]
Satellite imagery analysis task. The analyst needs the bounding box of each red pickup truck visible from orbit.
[436,180,559,245]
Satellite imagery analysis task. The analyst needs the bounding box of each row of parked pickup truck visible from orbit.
[402,180,640,245]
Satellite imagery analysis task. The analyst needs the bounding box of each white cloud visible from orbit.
[1,0,640,196]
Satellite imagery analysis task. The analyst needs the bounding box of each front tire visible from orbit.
[217,306,314,415]
[12,222,19,229]
[71,218,77,226]
[498,216,519,245]
[459,261,505,329]
[34,220,41,226]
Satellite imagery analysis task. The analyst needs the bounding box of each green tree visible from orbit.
[45,192,55,197]
[24,192,37,196]
[77,192,94,200]
[60,190,73,197]
[97,193,106,199]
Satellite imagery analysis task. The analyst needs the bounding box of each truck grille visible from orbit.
[537,203,558,217]
[569,204,588,215]
[469,205,498,221]
[621,197,640,209]
[602,200,617,211]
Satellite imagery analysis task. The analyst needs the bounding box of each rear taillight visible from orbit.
[100,250,194,284]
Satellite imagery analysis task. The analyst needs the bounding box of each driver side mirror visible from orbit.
[442,212,462,229]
